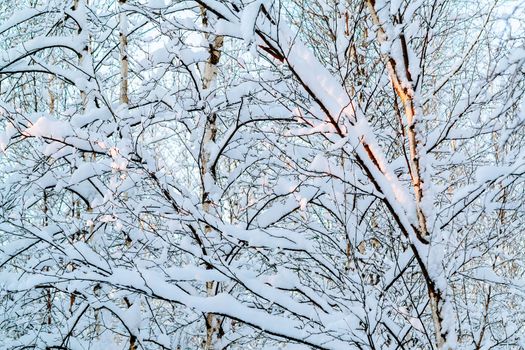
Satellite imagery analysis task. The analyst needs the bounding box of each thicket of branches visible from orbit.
[0,0,524,349]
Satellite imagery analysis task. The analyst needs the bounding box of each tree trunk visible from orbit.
[200,7,223,350]
[119,0,129,105]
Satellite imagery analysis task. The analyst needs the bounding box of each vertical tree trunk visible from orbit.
[119,0,129,105]
[44,189,52,326]
[200,7,223,350]
[72,0,90,109]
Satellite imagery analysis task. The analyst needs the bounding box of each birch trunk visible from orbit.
[68,0,91,314]
[200,7,223,350]
[119,0,129,105]
[72,0,89,109]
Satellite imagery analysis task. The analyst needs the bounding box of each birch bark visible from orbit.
[200,7,223,350]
